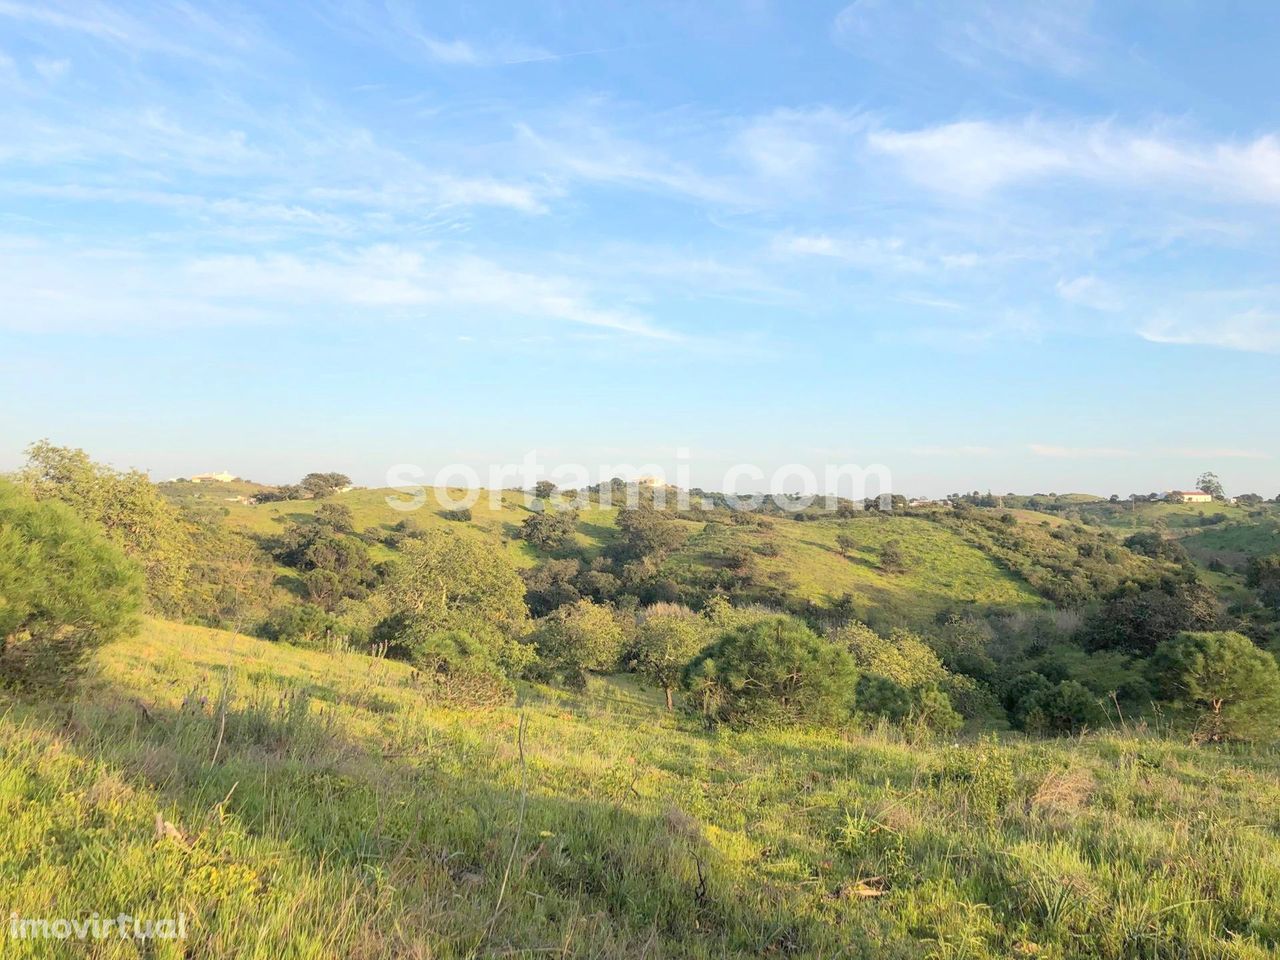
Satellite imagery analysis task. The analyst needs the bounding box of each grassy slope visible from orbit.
[674,516,1042,623]
[4,620,1280,958]
[194,488,1043,627]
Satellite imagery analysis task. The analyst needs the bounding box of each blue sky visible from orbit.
[0,1,1277,496]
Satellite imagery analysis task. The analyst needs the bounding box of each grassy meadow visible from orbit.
[4,618,1280,959]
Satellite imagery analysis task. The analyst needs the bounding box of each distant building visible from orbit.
[1165,490,1213,503]
[190,471,236,484]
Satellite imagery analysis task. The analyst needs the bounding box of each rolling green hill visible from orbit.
[3,619,1279,959]
[176,486,1047,627]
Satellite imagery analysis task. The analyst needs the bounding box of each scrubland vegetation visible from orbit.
[4,443,1280,957]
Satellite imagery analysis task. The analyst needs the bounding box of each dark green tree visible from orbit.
[1150,631,1280,742]
[684,616,857,727]
[0,481,141,690]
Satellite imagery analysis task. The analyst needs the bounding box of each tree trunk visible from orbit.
[665,686,674,711]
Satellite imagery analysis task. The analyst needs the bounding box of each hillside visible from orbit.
[183,487,1048,628]
[3,619,1279,959]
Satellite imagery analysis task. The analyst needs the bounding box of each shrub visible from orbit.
[1150,631,1280,742]
[403,629,516,706]
[258,604,342,650]
[683,616,857,727]
[879,540,907,573]
[0,481,141,690]
[1018,680,1105,736]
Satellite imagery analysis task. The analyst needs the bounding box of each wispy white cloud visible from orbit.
[834,0,1096,78]
[0,238,679,340]
[1056,274,1121,311]
[1140,308,1280,354]
[908,445,997,457]
[1163,448,1273,461]
[1029,444,1136,459]
[868,119,1280,204]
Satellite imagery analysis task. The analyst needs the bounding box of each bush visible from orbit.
[258,604,342,650]
[1018,680,1105,736]
[0,481,141,690]
[1150,631,1280,742]
[683,616,857,727]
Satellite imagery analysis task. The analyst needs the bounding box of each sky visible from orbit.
[0,0,1277,497]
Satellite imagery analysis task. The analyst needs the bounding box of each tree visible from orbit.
[634,604,708,709]
[1150,631,1280,742]
[521,558,583,617]
[384,530,529,654]
[315,502,355,533]
[835,623,947,687]
[18,441,191,614]
[1196,471,1226,500]
[683,616,857,727]
[533,480,557,500]
[531,598,625,687]
[0,481,141,690]
[519,509,578,551]
[1246,554,1280,610]
[1018,680,1104,735]
[299,472,351,499]
[611,508,686,561]
[835,533,857,557]
[1084,577,1221,654]
[879,540,907,573]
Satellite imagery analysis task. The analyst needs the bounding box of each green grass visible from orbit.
[1180,518,1280,566]
[4,619,1280,958]
[674,516,1044,624]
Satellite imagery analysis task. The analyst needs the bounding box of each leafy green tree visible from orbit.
[315,502,355,533]
[533,480,557,500]
[1246,554,1280,610]
[634,604,707,709]
[835,623,948,688]
[521,558,582,617]
[299,472,351,498]
[611,508,686,561]
[855,673,911,722]
[18,441,191,613]
[384,530,529,646]
[1123,531,1188,564]
[1196,471,1226,500]
[0,481,141,690]
[1150,631,1280,742]
[835,533,857,557]
[1084,576,1221,654]
[531,598,625,687]
[683,616,857,727]
[520,508,579,551]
